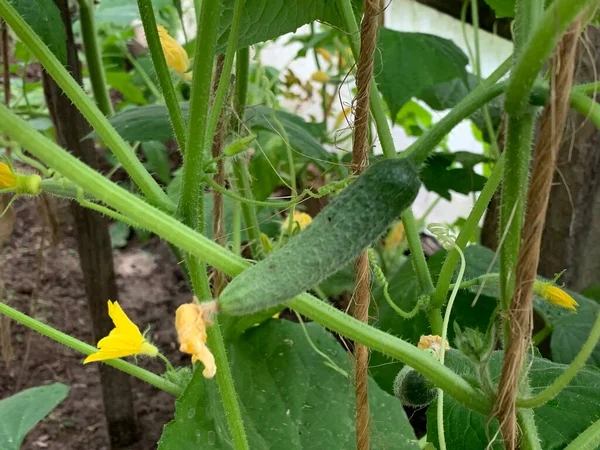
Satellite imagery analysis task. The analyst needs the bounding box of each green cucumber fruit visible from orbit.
[218,158,420,315]
[393,366,437,408]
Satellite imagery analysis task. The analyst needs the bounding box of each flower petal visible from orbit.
[83,347,139,364]
[107,300,142,336]
[0,163,17,189]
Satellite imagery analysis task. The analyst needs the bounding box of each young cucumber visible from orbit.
[218,158,420,315]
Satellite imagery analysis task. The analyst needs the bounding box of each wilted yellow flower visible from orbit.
[534,281,578,312]
[311,70,329,83]
[156,25,190,79]
[282,211,312,232]
[418,335,449,359]
[0,162,17,189]
[316,48,333,62]
[176,302,216,379]
[84,301,158,364]
[384,221,405,250]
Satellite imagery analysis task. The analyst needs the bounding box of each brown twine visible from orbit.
[351,1,380,449]
[212,55,227,295]
[492,19,582,449]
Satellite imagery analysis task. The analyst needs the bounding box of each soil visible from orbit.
[0,198,193,450]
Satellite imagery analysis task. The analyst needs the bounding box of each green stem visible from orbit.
[232,201,242,255]
[569,90,600,129]
[204,0,244,151]
[0,300,182,396]
[573,82,600,95]
[177,0,221,227]
[231,159,264,258]
[125,52,162,100]
[517,409,542,450]
[499,113,536,311]
[77,0,113,116]
[404,59,512,165]
[204,175,300,208]
[0,104,492,415]
[517,311,600,408]
[233,47,249,131]
[0,0,172,210]
[137,0,188,155]
[563,417,600,450]
[505,0,592,114]
[431,153,505,309]
[532,325,552,346]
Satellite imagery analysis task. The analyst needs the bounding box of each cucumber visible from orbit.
[218,158,420,315]
[393,366,437,408]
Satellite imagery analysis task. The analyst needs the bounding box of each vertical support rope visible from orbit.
[493,19,582,449]
[351,1,380,448]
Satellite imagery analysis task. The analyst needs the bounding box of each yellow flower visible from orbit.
[282,211,312,232]
[384,221,405,250]
[418,335,449,359]
[311,70,329,83]
[316,48,333,62]
[84,301,158,364]
[176,302,216,379]
[156,25,190,79]
[534,281,578,312]
[0,162,17,189]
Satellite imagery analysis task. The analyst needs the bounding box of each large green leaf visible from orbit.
[159,320,419,449]
[427,352,600,449]
[100,104,332,169]
[216,0,361,52]
[375,29,469,121]
[0,383,69,450]
[9,0,67,65]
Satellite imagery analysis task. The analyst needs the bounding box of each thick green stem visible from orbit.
[517,409,542,450]
[518,312,600,408]
[563,417,600,450]
[77,0,113,116]
[137,0,187,155]
[0,301,182,396]
[176,0,221,226]
[432,154,505,309]
[505,0,593,114]
[0,0,172,210]
[499,113,537,310]
[233,47,249,131]
[0,104,490,415]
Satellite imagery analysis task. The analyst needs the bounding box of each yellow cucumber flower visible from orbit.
[84,300,158,364]
[282,211,312,232]
[156,25,191,79]
[384,221,405,250]
[534,281,578,312]
[175,302,216,379]
[311,70,330,83]
[418,334,449,359]
[0,162,17,189]
[0,162,41,195]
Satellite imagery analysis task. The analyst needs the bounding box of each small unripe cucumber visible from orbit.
[393,366,437,408]
[218,159,420,315]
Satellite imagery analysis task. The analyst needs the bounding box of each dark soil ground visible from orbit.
[1,198,193,450]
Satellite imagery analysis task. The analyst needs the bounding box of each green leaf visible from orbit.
[100,104,332,169]
[159,320,419,449]
[375,29,469,121]
[551,296,600,367]
[95,0,173,27]
[249,132,283,201]
[9,0,67,65]
[216,0,362,53]
[483,0,516,18]
[0,383,69,450]
[427,352,600,450]
[420,152,489,200]
[142,141,171,184]
[105,72,148,105]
